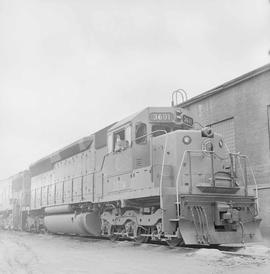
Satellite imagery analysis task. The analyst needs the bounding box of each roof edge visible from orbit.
[179,63,270,107]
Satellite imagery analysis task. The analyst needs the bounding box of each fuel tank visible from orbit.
[45,205,73,215]
[44,212,101,236]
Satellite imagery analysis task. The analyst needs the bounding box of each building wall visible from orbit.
[183,70,270,186]
[181,69,270,236]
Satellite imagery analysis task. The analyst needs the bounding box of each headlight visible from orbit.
[205,141,214,152]
[183,135,192,145]
[202,139,214,154]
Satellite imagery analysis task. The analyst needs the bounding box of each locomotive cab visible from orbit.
[101,107,194,200]
[105,107,193,168]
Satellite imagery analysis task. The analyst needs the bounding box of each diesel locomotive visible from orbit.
[0,100,262,246]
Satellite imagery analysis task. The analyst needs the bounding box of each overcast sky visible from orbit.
[0,0,270,179]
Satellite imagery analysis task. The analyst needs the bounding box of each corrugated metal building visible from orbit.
[180,63,270,236]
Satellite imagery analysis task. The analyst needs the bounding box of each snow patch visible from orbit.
[239,245,270,256]
[194,248,224,260]
[1,230,270,274]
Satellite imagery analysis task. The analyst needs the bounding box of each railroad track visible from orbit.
[61,234,270,261]
[2,229,269,260]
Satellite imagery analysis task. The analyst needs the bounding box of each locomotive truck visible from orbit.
[0,102,262,247]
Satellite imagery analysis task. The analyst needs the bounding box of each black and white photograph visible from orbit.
[1,0,270,273]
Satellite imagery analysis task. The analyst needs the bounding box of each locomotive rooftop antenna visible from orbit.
[171,89,188,107]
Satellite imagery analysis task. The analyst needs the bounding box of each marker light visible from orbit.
[218,139,224,148]
[183,135,192,145]
[175,110,182,122]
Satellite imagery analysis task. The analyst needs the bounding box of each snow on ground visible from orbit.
[0,230,270,274]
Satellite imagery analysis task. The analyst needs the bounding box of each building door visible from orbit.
[210,118,236,153]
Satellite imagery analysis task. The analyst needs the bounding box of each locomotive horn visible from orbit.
[201,127,214,138]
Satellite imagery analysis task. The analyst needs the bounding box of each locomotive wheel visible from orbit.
[109,226,119,242]
[135,227,149,244]
[166,237,183,248]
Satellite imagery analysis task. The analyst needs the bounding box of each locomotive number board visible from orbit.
[149,112,173,122]
[182,115,193,126]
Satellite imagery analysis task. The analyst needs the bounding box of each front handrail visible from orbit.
[159,132,169,211]
[175,150,188,217]
[246,157,259,212]
[174,150,258,219]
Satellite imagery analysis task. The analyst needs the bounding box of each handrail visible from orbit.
[133,129,168,143]
[113,129,169,150]
[246,157,259,212]
[233,154,259,212]
[175,150,188,218]
[228,153,259,209]
[174,150,257,219]
[159,132,169,211]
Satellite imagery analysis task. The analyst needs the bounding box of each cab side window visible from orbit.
[136,123,147,144]
[113,126,132,152]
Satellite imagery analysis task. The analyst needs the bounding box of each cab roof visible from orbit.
[108,109,144,132]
